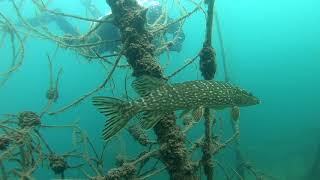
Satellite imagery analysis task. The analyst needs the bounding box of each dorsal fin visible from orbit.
[132,75,167,96]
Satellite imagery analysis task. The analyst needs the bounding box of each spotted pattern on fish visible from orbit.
[135,80,258,112]
[92,78,260,141]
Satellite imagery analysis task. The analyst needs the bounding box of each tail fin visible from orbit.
[92,96,134,141]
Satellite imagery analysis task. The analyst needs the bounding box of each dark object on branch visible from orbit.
[106,164,136,180]
[115,155,126,167]
[0,136,10,151]
[46,88,59,101]
[128,125,149,146]
[18,111,41,128]
[199,46,216,80]
[49,154,69,175]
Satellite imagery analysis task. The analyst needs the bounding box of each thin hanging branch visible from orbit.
[48,50,124,115]
[215,11,230,82]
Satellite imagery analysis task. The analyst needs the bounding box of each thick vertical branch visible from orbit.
[199,0,216,81]
[204,0,215,46]
[105,0,196,179]
[106,0,163,78]
[199,1,216,180]
[201,109,213,180]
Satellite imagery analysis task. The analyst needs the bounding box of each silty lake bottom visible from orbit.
[0,0,319,179]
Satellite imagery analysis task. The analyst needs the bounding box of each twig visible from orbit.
[167,54,199,79]
[48,49,124,115]
[35,0,113,23]
[215,11,229,82]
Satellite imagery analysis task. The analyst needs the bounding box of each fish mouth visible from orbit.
[248,96,260,106]
[254,98,261,105]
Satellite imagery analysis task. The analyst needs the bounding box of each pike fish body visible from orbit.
[93,76,260,141]
[134,81,244,111]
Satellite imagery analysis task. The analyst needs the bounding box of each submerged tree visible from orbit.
[0,0,270,179]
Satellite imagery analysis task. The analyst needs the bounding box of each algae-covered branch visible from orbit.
[105,0,197,178]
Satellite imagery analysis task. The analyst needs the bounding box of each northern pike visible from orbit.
[93,76,260,140]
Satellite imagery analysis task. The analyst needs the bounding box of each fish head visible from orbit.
[232,88,260,107]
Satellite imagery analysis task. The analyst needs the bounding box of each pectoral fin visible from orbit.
[192,106,204,122]
[231,106,240,121]
[180,107,204,126]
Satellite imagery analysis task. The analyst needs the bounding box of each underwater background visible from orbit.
[0,0,319,179]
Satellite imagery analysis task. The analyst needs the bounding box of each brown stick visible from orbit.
[106,0,197,179]
[202,109,213,180]
[199,0,216,179]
